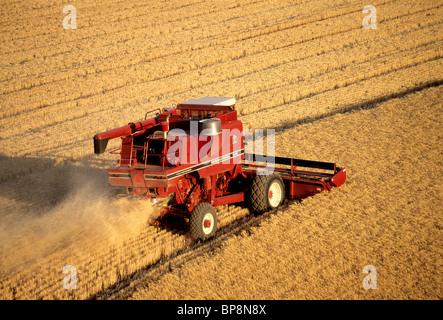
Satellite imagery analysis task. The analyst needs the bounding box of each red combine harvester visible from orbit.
[94,97,346,240]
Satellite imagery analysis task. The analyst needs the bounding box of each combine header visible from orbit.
[94,97,346,240]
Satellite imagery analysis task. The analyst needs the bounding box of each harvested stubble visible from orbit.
[126,86,443,300]
[0,0,442,299]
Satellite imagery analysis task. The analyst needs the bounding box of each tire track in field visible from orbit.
[0,157,248,298]
[246,49,443,115]
[0,5,438,149]
[0,0,417,120]
[1,0,270,73]
[0,0,393,85]
[0,0,318,84]
[1,85,440,300]
[1,27,440,167]
[0,0,384,75]
[179,17,442,110]
[242,58,443,132]
[238,31,442,116]
[0,0,210,41]
[0,0,284,56]
[0,189,251,299]
[127,3,441,102]
[8,84,441,300]
[269,81,443,133]
[92,84,442,300]
[1,0,265,31]
[93,203,278,300]
[0,1,303,95]
[1,17,440,161]
[1,8,439,156]
[1,0,442,301]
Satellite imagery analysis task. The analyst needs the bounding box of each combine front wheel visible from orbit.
[250,173,285,215]
[190,202,218,240]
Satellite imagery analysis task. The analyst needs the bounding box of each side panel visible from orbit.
[285,179,325,200]
[212,192,245,207]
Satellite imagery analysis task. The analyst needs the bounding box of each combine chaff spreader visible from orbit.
[94,97,346,240]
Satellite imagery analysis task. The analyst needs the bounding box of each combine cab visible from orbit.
[94,97,346,240]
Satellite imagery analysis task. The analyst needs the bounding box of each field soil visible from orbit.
[0,0,441,299]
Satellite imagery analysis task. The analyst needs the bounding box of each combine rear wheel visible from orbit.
[250,173,285,215]
[190,202,218,240]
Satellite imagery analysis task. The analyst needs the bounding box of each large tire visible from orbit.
[250,173,285,215]
[190,202,218,240]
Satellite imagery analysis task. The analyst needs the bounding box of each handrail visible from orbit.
[110,134,172,169]
[145,107,162,120]
[109,147,121,154]
[244,153,337,172]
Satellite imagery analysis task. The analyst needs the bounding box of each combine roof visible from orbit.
[179,97,235,107]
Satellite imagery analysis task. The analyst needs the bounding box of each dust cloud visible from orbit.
[0,167,156,274]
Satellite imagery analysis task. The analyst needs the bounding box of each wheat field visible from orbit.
[0,0,441,300]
